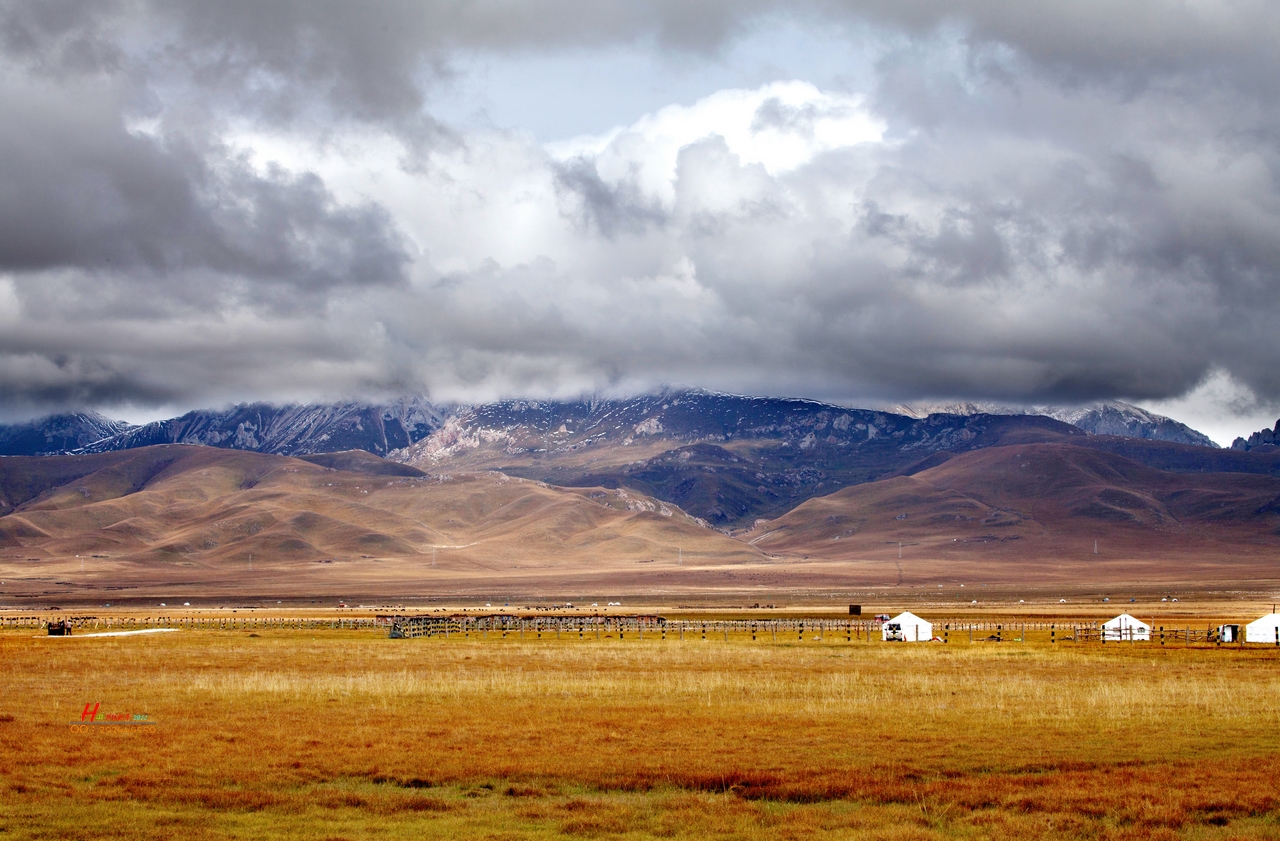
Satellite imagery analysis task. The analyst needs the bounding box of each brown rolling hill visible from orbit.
[748,442,1280,585]
[0,445,766,601]
[4,440,1280,601]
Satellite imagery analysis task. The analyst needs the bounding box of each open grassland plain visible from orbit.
[3,626,1280,840]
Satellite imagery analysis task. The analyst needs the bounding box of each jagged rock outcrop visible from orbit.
[1232,420,1280,452]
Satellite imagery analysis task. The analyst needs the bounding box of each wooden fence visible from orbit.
[387,616,1101,642]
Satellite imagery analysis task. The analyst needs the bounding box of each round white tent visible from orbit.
[882,611,932,642]
[1245,613,1280,644]
[1102,613,1150,641]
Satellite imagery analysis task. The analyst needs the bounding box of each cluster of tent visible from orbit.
[879,611,1280,643]
[1100,612,1280,643]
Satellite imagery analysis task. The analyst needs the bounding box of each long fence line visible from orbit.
[387,616,1088,639]
[389,616,1270,646]
[1,615,379,631]
[3,614,1269,646]
[4,616,1085,633]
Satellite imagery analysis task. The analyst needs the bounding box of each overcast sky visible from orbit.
[1,1,1278,444]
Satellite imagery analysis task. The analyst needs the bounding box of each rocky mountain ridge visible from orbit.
[1,393,1223,461]
[67,399,439,458]
[885,400,1218,448]
[0,412,133,456]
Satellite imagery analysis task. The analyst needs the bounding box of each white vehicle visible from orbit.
[881,611,932,642]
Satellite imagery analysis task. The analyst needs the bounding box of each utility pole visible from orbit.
[249,553,253,572]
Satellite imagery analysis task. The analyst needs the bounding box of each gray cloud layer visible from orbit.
[1,0,1278,419]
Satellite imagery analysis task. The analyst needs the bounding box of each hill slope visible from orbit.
[0,446,760,600]
[4,441,1280,597]
[749,442,1280,583]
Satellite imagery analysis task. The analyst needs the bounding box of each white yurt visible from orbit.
[1245,613,1280,644]
[1101,613,1150,641]
[882,611,933,642]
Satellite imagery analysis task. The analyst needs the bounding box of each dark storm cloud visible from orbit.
[0,0,1278,418]
[0,78,407,295]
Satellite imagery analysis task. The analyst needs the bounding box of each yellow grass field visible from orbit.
[3,621,1280,840]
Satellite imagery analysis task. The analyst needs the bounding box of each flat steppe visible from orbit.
[3,610,1280,840]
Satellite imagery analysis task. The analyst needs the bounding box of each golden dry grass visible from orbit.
[3,626,1280,839]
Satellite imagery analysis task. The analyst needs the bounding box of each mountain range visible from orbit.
[885,401,1217,448]
[3,399,441,458]
[390,392,1094,528]
[0,392,1254,531]
[0,395,1218,461]
[3,433,1278,601]
[0,412,133,457]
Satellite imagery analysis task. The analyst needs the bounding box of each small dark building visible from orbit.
[849,605,861,616]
